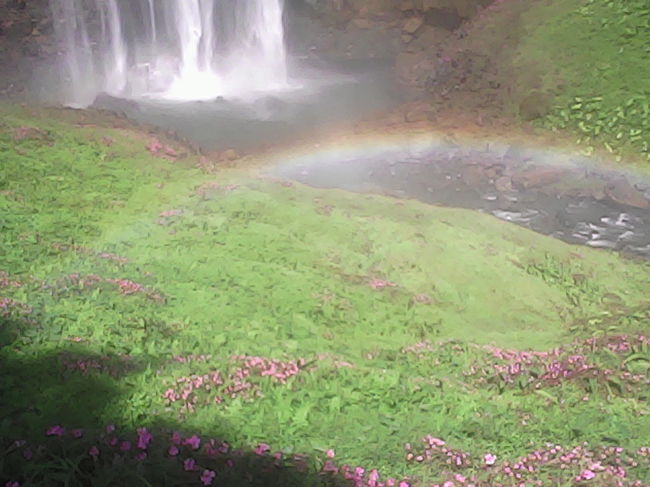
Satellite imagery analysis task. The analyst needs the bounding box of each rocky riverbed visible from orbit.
[273,141,650,258]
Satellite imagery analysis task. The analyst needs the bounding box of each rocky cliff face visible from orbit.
[1,0,498,109]
[0,0,53,96]
[294,0,498,102]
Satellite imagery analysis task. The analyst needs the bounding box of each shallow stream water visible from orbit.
[271,143,650,258]
[92,61,397,151]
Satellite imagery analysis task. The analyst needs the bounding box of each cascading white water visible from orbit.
[50,0,289,107]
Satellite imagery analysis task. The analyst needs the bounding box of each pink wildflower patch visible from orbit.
[184,435,201,450]
[579,469,596,480]
[89,445,100,460]
[137,427,153,450]
[368,279,397,290]
[183,458,197,471]
[255,443,270,456]
[0,297,32,317]
[484,453,497,465]
[46,425,65,437]
[200,469,216,486]
[146,137,180,160]
[163,355,309,412]
[0,271,22,288]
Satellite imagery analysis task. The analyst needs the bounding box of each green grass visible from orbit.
[1,105,649,486]
[512,0,650,160]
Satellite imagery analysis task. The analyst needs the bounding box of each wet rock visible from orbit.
[494,176,513,193]
[605,178,650,209]
[461,164,489,186]
[403,17,424,34]
[407,25,447,52]
[350,18,372,29]
[511,166,566,189]
[395,51,436,86]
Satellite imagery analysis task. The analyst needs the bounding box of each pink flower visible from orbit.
[71,429,83,439]
[184,435,201,450]
[168,445,180,456]
[171,431,182,445]
[580,469,596,480]
[22,448,33,460]
[105,424,115,434]
[137,427,153,450]
[184,458,196,471]
[5,482,20,487]
[484,453,497,465]
[136,452,147,461]
[399,482,410,487]
[326,449,335,458]
[46,425,65,436]
[200,470,216,486]
[254,443,270,455]
[89,446,100,460]
[120,441,131,451]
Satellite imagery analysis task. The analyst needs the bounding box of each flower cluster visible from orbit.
[406,436,471,470]
[51,243,129,264]
[0,297,32,317]
[405,435,650,487]
[403,335,650,396]
[163,355,308,412]
[62,273,164,302]
[368,279,397,290]
[321,463,411,487]
[468,335,650,394]
[5,425,649,487]
[193,181,240,197]
[146,137,179,159]
[0,271,22,289]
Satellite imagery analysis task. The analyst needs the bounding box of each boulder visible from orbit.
[604,178,650,209]
[494,176,514,193]
[511,166,566,189]
[461,164,489,186]
[403,16,424,34]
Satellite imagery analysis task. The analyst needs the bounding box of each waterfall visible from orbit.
[50,0,289,107]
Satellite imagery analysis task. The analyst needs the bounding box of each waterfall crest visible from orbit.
[50,0,288,106]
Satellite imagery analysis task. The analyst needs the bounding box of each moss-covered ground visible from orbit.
[1,104,649,486]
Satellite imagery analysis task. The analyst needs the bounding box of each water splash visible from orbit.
[50,0,289,107]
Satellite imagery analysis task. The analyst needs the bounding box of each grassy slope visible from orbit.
[513,0,650,160]
[1,106,650,485]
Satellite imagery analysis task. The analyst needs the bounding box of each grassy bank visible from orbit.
[512,0,650,161]
[1,105,649,486]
